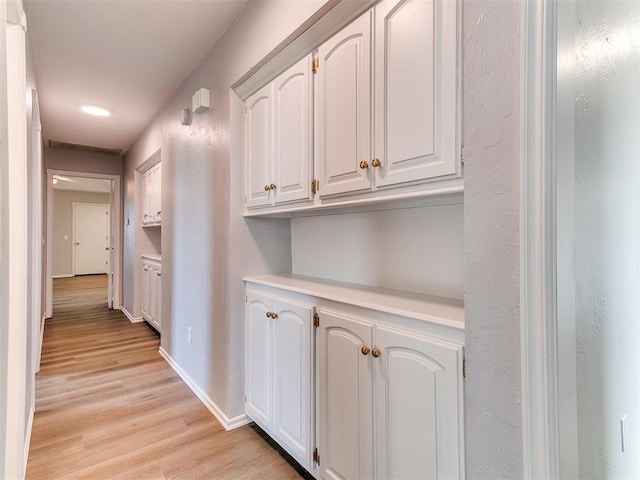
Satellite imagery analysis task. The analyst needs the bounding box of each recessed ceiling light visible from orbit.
[81,105,110,117]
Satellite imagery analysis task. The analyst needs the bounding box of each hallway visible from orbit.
[26,275,307,479]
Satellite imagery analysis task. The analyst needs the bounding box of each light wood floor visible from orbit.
[27,274,309,480]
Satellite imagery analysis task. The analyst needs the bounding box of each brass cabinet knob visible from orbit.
[266,312,272,318]
[264,184,270,192]
[271,312,278,319]
[361,345,370,356]
[269,183,277,190]
[157,211,161,215]
[371,158,381,168]
[371,347,381,358]
[359,160,369,169]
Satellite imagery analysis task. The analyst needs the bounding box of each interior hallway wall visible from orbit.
[463,0,522,478]
[52,190,109,277]
[123,1,327,421]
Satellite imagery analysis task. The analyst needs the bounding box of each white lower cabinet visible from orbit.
[142,256,161,332]
[245,286,315,472]
[245,275,465,479]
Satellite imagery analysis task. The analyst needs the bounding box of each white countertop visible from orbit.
[142,253,162,262]
[244,274,464,330]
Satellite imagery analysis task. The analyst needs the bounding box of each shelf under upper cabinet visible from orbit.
[142,253,161,262]
[244,273,464,329]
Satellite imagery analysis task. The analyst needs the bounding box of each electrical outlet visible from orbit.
[187,326,192,345]
[621,415,629,452]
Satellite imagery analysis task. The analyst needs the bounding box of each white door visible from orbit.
[245,83,273,208]
[73,203,109,275]
[273,55,313,205]
[374,325,464,479]
[316,11,373,198]
[245,289,275,429]
[273,298,314,467]
[374,0,458,188]
[317,309,374,480]
[107,181,114,308]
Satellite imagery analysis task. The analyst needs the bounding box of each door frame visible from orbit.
[45,169,122,316]
[71,202,110,277]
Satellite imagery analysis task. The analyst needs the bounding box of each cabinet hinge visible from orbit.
[311,179,319,195]
[460,145,465,165]
[313,448,319,464]
[313,312,320,328]
[312,58,319,74]
[244,395,247,403]
[463,358,467,378]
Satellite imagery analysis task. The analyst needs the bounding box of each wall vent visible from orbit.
[48,140,121,156]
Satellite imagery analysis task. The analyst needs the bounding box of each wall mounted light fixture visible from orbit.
[180,108,191,126]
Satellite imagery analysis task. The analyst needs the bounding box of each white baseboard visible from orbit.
[158,347,250,431]
[24,404,34,476]
[52,274,74,279]
[120,306,143,323]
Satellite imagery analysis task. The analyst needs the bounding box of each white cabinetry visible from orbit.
[141,162,161,226]
[317,0,459,199]
[315,11,372,198]
[245,54,313,209]
[245,286,315,471]
[245,275,465,479]
[141,256,161,332]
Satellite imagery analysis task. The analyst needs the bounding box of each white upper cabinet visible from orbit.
[245,83,273,209]
[316,11,373,198]
[245,55,313,209]
[374,0,459,188]
[141,162,162,226]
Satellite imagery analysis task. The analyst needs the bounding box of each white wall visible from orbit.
[291,204,464,299]
[52,190,109,276]
[463,0,522,478]
[571,0,640,476]
[123,0,327,421]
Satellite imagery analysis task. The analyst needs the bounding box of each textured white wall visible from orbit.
[291,204,464,299]
[123,1,327,420]
[463,0,522,477]
[572,1,640,476]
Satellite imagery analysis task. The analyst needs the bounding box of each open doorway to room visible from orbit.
[45,170,122,318]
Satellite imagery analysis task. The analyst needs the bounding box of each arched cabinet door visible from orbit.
[317,308,374,480]
[374,0,459,189]
[244,289,274,429]
[374,324,464,479]
[245,84,273,208]
[316,11,373,198]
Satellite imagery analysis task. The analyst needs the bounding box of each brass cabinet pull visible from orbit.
[361,345,370,356]
[371,347,381,358]
[264,184,270,192]
[269,183,277,190]
[359,160,369,169]
[371,158,381,168]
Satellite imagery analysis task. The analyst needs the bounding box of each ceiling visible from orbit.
[24,0,250,155]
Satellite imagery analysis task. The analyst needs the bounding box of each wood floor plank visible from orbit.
[26,274,310,480]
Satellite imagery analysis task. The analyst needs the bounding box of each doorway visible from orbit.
[45,170,122,316]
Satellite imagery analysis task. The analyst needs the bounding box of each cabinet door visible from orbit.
[148,262,157,326]
[273,55,313,205]
[316,11,373,198]
[153,163,162,224]
[245,289,274,429]
[374,0,459,188]
[273,298,314,467]
[141,171,150,225]
[153,263,162,331]
[141,261,151,320]
[245,84,273,208]
[317,309,374,480]
[374,325,463,479]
